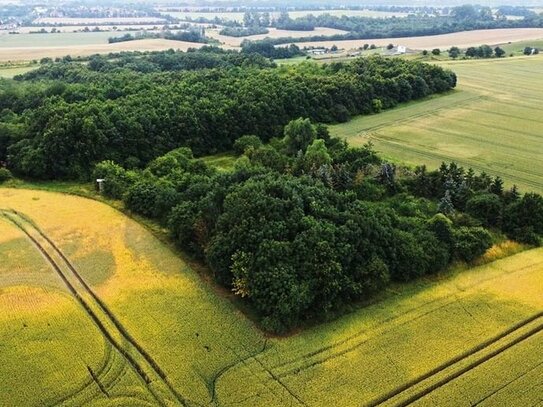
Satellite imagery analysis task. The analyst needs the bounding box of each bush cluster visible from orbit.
[0,53,455,179]
[94,119,542,332]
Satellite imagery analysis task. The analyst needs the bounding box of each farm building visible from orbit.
[307,48,327,55]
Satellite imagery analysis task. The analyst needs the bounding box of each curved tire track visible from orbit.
[1,210,186,407]
[14,210,190,406]
[269,257,543,380]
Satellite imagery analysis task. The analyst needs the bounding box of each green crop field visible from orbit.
[0,64,36,77]
[1,187,542,406]
[330,55,543,194]
[0,188,264,406]
[501,39,543,55]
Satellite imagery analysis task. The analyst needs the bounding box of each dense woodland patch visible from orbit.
[1,49,541,333]
[0,49,455,179]
[94,120,543,332]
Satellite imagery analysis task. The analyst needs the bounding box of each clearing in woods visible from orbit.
[1,187,542,406]
[330,55,543,194]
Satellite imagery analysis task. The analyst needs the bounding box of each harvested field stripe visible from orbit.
[0,210,185,407]
[367,313,543,407]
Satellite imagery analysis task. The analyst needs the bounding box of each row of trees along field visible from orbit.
[93,119,543,332]
[0,49,456,179]
[241,6,543,45]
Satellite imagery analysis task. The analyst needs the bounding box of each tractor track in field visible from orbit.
[411,119,543,154]
[49,340,117,406]
[208,339,268,404]
[1,210,189,407]
[365,312,543,407]
[267,256,543,380]
[210,339,309,407]
[471,358,543,406]
[367,137,543,191]
[12,210,194,406]
[349,93,486,137]
[210,256,542,405]
[58,345,144,406]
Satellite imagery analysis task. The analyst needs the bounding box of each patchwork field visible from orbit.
[161,9,408,22]
[0,27,541,62]
[284,28,543,50]
[331,55,543,194]
[207,26,348,47]
[1,187,542,406]
[33,17,167,25]
[11,25,167,34]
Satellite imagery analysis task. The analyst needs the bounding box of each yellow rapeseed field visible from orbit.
[1,188,542,406]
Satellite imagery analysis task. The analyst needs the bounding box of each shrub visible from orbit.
[503,193,543,244]
[168,201,202,254]
[465,193,503,227]
[427,213,454,245]
[388,230,428,281]
[0,168,12,183]
[233,135,262,155]
[125,178,178,220]
[453,227,493,262]
[93,161,135,199]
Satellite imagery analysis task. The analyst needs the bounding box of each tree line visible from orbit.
[93,119,543,332]
[108,28,208,44]
[241,8,543,46]
[0,52,456,179]
[32,47,275,76]
[219,26,269,37]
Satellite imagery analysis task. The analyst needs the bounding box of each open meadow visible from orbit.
[330,55,543,194]
[0,64,37,77]
[1,187,542,406]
